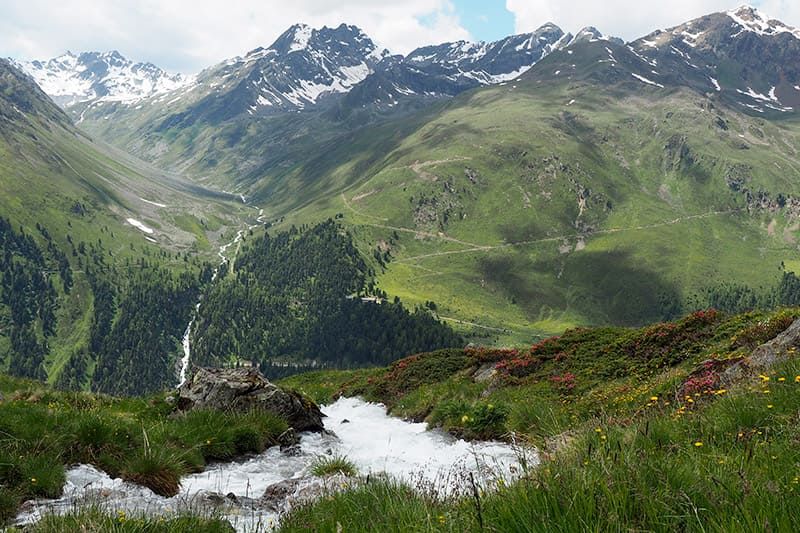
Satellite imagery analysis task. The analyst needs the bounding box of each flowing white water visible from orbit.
[14,398,536,532]
[177,205,266,387]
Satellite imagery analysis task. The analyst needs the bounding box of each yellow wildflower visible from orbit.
[694,441,703,447]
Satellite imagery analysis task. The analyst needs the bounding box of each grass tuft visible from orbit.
[310,455,358,478]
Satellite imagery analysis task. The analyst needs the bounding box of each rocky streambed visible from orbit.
[15,370,535,532]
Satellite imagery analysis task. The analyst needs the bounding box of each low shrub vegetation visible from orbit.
[278,307,800,531]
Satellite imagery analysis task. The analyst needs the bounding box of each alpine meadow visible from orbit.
[3,3,800,532]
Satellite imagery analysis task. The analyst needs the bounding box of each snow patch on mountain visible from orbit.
[631,73,664,88]
[289,24,313,53]
[727,5,800,40]
[14,51,190,108]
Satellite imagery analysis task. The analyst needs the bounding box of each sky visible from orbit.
[1,0,798,74]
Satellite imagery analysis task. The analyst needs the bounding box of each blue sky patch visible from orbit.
[453,0,516,42]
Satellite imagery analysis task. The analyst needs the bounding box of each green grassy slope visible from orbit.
[261,45,800,344]
[0,59,252,386]
[277,307,800,532]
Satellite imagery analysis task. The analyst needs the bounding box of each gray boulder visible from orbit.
[176,367,324,432]
[259,474,356,513]
[719,318,800,385]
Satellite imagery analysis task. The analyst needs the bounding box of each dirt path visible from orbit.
[408,157,472,181]
[393,209,741,263]
[341,193,389,222]
[438,316,510,332]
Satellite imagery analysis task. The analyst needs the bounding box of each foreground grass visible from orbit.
[0,378,288,523]
[28,508,234,532]
[278,307,800,531]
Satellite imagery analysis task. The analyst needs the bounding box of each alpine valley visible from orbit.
[5,4,800,530]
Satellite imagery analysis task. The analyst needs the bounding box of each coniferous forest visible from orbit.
[0,216,463,392]
[190,220,464,376]
[6,210,800,393]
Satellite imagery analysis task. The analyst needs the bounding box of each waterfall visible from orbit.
[176,208,268,387]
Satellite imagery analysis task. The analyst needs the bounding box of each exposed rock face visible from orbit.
[677,318,800,395]
[176,367,324,432]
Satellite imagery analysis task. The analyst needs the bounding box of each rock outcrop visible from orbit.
[259,474,356,514]
[176,367,324,432]
[678,318,800,394]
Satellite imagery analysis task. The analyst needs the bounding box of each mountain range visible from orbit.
[2,4,800,381]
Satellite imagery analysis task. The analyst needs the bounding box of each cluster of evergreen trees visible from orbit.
[190,220,463,375]
[0,217,58,380]
[690,271,800,315]
[90,267,200,396]
[0,215,210,395]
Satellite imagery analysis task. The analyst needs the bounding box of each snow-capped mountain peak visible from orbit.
[566,27,624,46]
[14,50,190,108]
[727,5,800,39]
[288,24,313,53]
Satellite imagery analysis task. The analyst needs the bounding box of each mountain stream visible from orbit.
[15,397,535,531]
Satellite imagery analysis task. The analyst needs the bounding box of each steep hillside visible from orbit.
[58,24,566,192]
[0,58,250,390]
[264,13,800,343]
[279,307,800,532]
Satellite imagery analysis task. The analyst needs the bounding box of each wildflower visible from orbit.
[461,415,470,424]
[715,389,727,395]
[795,375,800,383]
[650,396,659,402]
[760,375,770,382]
[768,404,774,409]
[438,515,446,525]
[778,377,786,382]
[694,441,703,447]
[600,435,607,441]
[30,478,36,484]
[595,427,602,433]
[763,389,771,394]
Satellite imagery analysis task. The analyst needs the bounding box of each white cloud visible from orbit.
[506,0,800,41]
[0,0,471,74]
